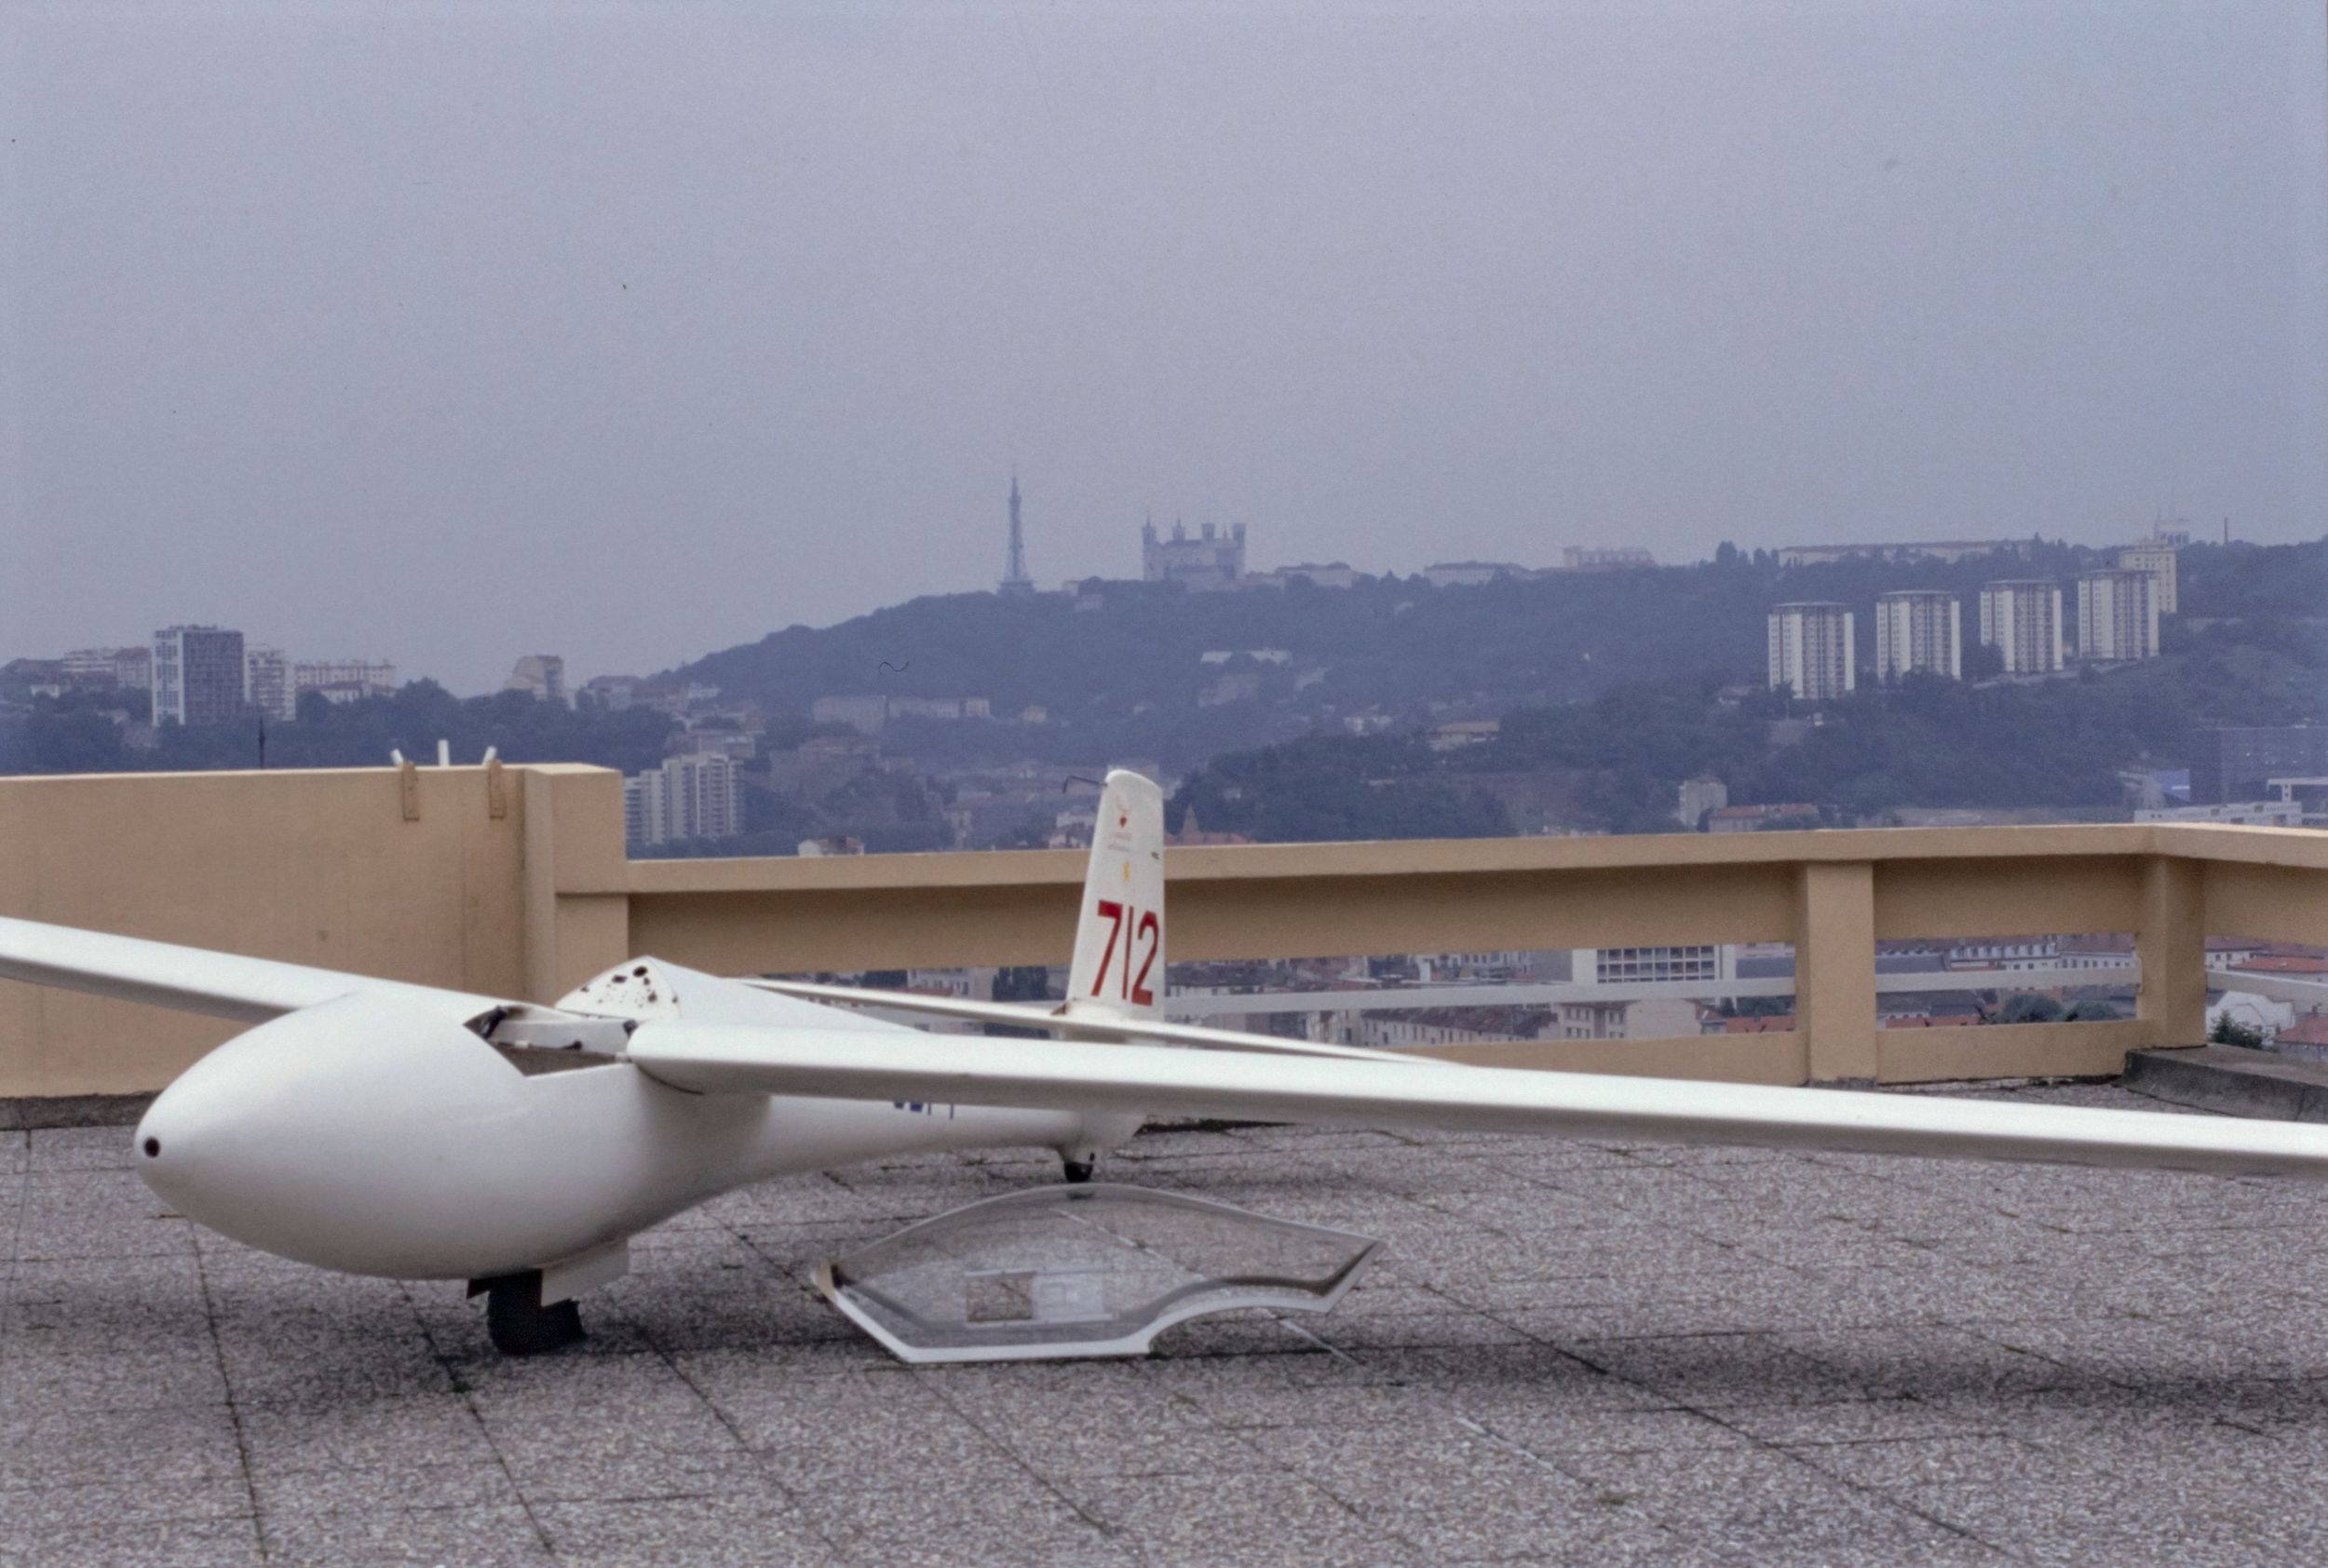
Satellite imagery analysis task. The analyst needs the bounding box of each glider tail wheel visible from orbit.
[473,1269,586,1357]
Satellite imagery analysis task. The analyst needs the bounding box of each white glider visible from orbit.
[4,768,2325,1357]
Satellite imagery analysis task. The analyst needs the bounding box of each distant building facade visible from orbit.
[888,696,991,722]
[113,646,153,690]
[1142,520,1246,589]
[2116,538,2179,615]
[2190,726,2328,804]
[294,659,396,701]
[1563,546,1656,571]
[2136,800,2304,828]
[1777,540,2021,568]
[2074,570,2159,662]
[1572,946,1736,986]
[1274,561,1358,588]
[1677,776,1728,830]
[581,675,636,710]
[624,752,742,849]
[60,646,154,691]
[812,695,888,735]
[810,694,990,734]
[504,655,571,707]
[1708,803,1820,832]
[242,646,297,723]
[1874,590,1961,682]
[1422,561,1523,588]
[152,626,246,726]
[1977,580,2064,674]
[1766,602,1855,700]
[61,648,120,684]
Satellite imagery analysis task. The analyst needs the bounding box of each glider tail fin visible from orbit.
[1064,769,1168,1021]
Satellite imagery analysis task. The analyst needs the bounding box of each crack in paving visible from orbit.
[395,1280,560,1559]
[191,1230,271,1561]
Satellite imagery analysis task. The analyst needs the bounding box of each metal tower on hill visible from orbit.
[998,472,1035,596]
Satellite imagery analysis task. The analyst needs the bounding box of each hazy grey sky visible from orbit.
[5,1,2322,693]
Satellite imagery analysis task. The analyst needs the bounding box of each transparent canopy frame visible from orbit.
[814,1183,1380,1364]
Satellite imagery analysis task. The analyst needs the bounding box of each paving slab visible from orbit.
[7,1088,2328,1564]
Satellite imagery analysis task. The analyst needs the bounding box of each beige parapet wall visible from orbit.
[0,764,624,1098]
[6,764,2328,1099]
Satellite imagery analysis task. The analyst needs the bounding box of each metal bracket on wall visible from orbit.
[399,758,421,822]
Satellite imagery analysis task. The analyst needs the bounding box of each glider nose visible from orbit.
[132,1079,221,1211]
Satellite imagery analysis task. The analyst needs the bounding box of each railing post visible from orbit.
[2137,855,2207,1048]
[520,765,630,1003]
[1795,861,1877,1084]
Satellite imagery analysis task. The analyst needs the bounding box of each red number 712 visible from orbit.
[1091,899,1159,1007]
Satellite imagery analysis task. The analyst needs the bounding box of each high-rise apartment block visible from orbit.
[1766,602,1855,700]
[242,646,297,723]
[1977,581,2064,674]
[624,753,743,849]
[1874,590,1961,682]
[152,626,247,726]
[2075,569,2160,662]
[2117,538,2179,615]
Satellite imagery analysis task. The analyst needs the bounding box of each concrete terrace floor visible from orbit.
[9,1085,2328,1567]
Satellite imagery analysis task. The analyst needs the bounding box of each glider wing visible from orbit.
[0,913,516,1025]
[627,1020,2328,1182]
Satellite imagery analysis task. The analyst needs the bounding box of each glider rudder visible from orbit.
[1064,769,1167,1021]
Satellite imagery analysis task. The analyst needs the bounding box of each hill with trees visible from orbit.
[9,539,2321,848]
[675,536,2289,771]
[1169,576,2328,841]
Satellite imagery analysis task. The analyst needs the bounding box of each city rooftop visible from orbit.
[8,1091,2328,1566]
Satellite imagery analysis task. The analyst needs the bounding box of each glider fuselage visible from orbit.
[133,993,1085,1281]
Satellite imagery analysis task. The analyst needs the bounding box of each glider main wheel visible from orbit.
[480,1270,586,1357]
[1062,1156,1097,1184]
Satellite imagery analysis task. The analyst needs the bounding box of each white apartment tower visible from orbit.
[152,625,247,726]
[1874,590,1961,682]
[2075,569,2160,662]
[624,753,743,849]
[242,645,297,723]
[1977,581,2064,674]
[1766,602,1856,700]
[2117,539,2179,615]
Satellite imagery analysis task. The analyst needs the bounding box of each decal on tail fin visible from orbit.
[1065,770,1166,1019]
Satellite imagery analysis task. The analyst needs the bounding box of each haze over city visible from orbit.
[5,2,2322,693]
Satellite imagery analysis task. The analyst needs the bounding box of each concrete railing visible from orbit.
[6,763,2326,1099]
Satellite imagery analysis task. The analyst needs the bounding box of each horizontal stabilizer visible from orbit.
[627,1021,2328,1183]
